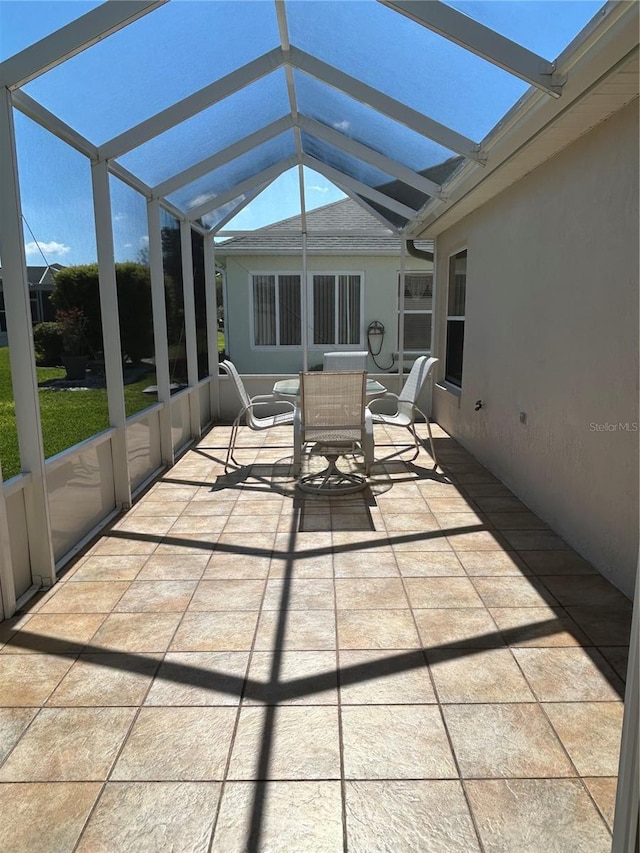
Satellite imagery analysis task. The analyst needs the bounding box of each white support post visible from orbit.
[180,219,201,439]
[0,1,166,89]
[397,239,406,391]
[302,155,419,221]
[612,558,639,853]
[186,156,298,222]
[290,47,482,161]
[297,115,443,199]
[99,47,285,161]
[0,464,17,619]
[0,87,55,588]
[301,232,308,373]
[379,0,563,96]
[431,237,442,393]
[154,116,292,199]
[204,236,220,421]
[147,199,174,466]
[205,184,271,234]
[91,160,132,508]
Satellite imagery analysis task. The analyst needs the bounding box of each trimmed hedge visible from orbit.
[51,262,155,364]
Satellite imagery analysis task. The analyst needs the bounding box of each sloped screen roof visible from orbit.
[0,0,606,234]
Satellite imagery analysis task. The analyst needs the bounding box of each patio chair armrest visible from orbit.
[246,397,295,414]
[250,393,283,403]
[366,392,399,413]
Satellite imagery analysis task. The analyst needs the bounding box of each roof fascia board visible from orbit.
[187,156,298,221]
[11,90,98,159]
[0,0,167,90]
[411,2,639,237]
[290,46,483,162]
[218,230,394,237]
[303,154,418,220]
[297,115,443,198]
[152,115,294,198]
[98,47,286,161]
[379,0,563,96]
[218,246,405,257]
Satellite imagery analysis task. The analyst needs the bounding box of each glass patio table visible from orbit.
[273,376,387,401]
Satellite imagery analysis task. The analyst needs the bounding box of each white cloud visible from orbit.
[24,240,71,258]
[113,212,126,222]
[333,120,350,132]
[140,235,149,246]
[307,184,329,193]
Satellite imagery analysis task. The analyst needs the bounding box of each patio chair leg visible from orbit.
[363,422,374,474]
[425,417,437,467]
[414,406,437,467]
[408,423,421,461]
[225,414,242,472]
[293,426,302,476]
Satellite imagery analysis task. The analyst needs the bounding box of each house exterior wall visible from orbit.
[222,252,432,375]
[432,98,639,598]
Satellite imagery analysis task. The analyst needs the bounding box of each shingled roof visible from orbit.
[216,198,433,256]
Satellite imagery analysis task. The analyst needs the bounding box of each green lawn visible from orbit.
[0,348,158,480]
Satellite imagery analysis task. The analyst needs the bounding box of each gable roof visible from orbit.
[216,197,433,256]
[0,264,64,287]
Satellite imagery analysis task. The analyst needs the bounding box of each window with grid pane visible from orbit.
[312,273,361,346]
[252,274,301,347]
[445,250,467,387]
[398,272,433,352]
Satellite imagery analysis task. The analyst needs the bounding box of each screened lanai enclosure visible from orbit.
[0,1,638,851]
[0,0,628,601]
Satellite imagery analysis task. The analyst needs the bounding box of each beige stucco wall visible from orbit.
[432,98,639,597]
[221,252,431,375]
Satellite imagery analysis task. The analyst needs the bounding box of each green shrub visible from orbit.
[50,264,102,356]
[33,322,63,366]
[50,262,155,364]
[116,262,155,363]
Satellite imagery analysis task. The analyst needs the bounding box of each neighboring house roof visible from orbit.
[0,264,64,288]
[216,198,433,257]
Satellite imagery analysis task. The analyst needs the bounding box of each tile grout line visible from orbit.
[205,478,279,853]
[506,627,615,839]
[207,486,301,850]
[331,525,349,853]
[392,505,487,853]
[71,544,205,853]
[66,460,231,851]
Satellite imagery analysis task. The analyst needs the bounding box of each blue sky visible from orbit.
[0,0,604,266]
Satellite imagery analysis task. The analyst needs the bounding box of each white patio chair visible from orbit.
[323,351,369,371]
[366,356,438,464]
[220,360,295,472]
[294,371,374,493]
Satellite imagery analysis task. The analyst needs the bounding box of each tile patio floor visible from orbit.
[0,422,631,852]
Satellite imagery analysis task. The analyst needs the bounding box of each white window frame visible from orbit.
[249,270,302,350]
[307,270,365,350]
[397,270,434,355]
[444,247,467,388]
